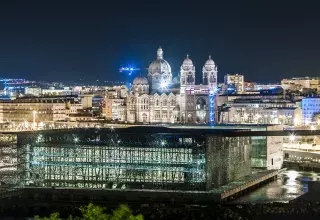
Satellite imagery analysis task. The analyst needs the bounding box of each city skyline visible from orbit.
[1,1,320,218]
[1,1,320,83]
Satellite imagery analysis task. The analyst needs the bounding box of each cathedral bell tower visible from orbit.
[202,55,218,90]
[180,54,196,94]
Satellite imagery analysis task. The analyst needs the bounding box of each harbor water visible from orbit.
[231,170,320,204]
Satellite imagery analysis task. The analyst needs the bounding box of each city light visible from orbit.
[160,81,168,89]
[119,67,140,76]
[209,87,219,125]
[74,137,79,143]
[289,134,295,142]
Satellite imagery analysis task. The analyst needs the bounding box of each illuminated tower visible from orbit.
[203,56,218,125]
[180,54,195,94]
[202,55,218,91]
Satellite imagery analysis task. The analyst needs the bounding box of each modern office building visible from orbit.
[302,97,320,124]
[281,77,320,93]
[218,96,301,126]
[25,87,42,96]
[177,125,284,170]
[104,98,126,121]
[0,99,67,125]
[41,87,73,96]
[224,74,244,94]
[16,127,251,191]
[81,95,93,109]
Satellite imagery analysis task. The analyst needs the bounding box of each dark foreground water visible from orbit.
[232,170,320,204]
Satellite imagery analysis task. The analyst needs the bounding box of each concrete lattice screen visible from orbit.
[6,128,252,192]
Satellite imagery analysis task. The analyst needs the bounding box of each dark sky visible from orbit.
[1,0,320,83]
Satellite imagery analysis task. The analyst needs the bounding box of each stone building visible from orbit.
[125,47,218,124]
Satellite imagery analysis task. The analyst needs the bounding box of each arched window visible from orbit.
[170,99,175,106]
[156,100,159,106]
[187,75,194,84]
[210,74,216,83]
[163,99,167,106]
[196,98,206,110]
[142,113,147,123]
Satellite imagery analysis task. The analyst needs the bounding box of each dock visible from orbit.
[211,170,279,201]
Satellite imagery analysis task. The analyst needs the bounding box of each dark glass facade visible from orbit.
[16,128,251,191]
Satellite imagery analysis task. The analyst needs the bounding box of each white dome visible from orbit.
[133,76,148,85]
[205,55,215,66]
[182,55,193,66]
[181,55,195,72]
[148,47,172,75]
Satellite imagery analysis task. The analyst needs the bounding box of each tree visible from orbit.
[80,203,109,220]
[34,212,62,220]
[111,204,143,220]
[34,203,143,220]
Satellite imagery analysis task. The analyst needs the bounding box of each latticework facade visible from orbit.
[15,128,251,191]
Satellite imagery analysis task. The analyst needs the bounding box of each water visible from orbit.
[231,170,320,204]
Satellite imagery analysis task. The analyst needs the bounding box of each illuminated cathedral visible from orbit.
[126,47,218,124]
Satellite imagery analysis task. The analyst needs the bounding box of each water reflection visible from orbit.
[231,170,320,204]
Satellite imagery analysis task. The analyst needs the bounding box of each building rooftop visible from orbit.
[264,107,297,110]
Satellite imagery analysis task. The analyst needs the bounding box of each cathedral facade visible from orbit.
[126,47,218,124]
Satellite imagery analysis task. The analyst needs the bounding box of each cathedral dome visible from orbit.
[181,55,195,72]
[182,55,193,66]
[148,47,172,76]
[133,76,148,85]
[204,55,215,66]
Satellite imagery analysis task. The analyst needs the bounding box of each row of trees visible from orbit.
[34,203,143,220]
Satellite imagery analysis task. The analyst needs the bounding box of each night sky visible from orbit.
[1,1,320,84]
